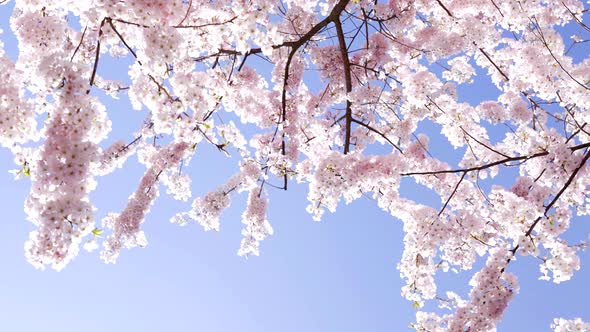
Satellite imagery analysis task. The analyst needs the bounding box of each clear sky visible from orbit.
[1,3,589,332]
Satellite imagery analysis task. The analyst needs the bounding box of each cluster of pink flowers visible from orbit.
[0,47,36,148]
[24,90,108,270]
[238,189,272,257]
[101,141,189,263]
[552,318,590,332]
[96,0,184,25]
[173,161,261,233]
[446,249,519,331]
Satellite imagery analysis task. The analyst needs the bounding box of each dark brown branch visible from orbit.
[438,172,466,217]
[147,74,176,101]
[402,141,590,176]
[460,126,510,158]
[334,15,354,154]
[70,25,88,62]
[351,118,403,153]
[273,0,351,188]
[88,18,107,92]
[107,18,142,64]
[479,48,509,82]
[176,0,192,27]
[489,0,505,17]
[435,0,454,17]
[530,17,589,91]
[509,150,590,258]
[562,2,590,33]
[543,150,590,214]
[110,17,149,28]
[175,16,239,29]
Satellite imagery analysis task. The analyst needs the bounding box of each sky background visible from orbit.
[1,3,590,331]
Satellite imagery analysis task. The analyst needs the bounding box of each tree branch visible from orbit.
[334,15,354,154]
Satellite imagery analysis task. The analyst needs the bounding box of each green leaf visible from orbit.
[92,228,104,236]
[412,301,421,309]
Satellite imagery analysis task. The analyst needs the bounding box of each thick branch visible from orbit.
[401,141,590,176]
[479,48,509,82]
[334,16,353,154]
[435,0,454,17]
[88,18,107,93]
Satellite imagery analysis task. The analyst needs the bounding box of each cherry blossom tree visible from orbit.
[1,0,590,330]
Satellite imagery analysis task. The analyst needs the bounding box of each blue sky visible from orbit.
[1,3,590,331]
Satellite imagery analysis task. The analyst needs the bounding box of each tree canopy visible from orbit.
[1,0,590,330]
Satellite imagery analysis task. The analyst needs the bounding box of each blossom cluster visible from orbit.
[101,141,189,263]
[552,318,590,332]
